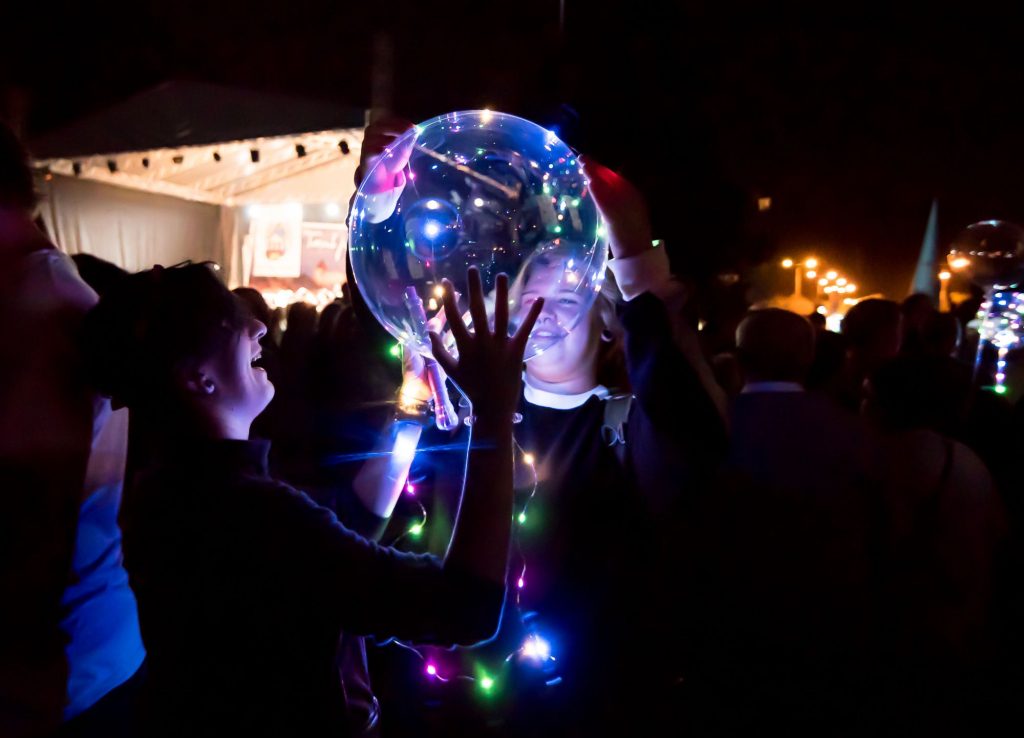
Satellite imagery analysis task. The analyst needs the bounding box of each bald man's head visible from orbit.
[736,309,815,384]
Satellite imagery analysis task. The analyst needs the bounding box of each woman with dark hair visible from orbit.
[80,261,542,737]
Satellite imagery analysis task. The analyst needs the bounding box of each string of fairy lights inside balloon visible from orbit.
[381,391,558,697]
[975,288,1024,395]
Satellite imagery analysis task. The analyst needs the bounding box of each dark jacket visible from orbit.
[122,439,504,737]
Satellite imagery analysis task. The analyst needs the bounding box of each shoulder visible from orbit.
[17,248,97,313]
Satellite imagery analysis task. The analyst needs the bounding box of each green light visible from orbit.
[994,385,1008,395]
[517,512,527,525]
[480,676,494,691]
[571,198,581,208]
[552,225,562,234]
[389,343,402,359]
[409,523,423,536]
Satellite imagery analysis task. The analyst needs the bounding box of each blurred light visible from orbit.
[409,523,423,536]
[521,635,551,662]
[481,109,494,124]
[474,197,485,207]
[433,284,446,298]
[951,257,970,270]
[836,277,848,286]
[518,512,527,525]
[406,482,415,495]
[818,278,829,286]
[806,270,817,279]
[426,663,437,677]
[392,425,419,466]
[938,271,952,281]
[389,343,402,358]
[805,258,819,269]
[826,313,844,332]
[523,453,535,466]
[846,283,857,292]
[816,306,828,315]
[428,298,438,311]
[994,385,1008,395]
[757,196,772,211]
[781,258,794,268]
[424,222,441,238]
[480,675,494,691]
[325,202,342,217]
[826,270,838,280]
[517,576,525,588]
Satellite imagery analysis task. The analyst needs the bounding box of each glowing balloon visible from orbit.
[348,110,608,360]
[948,220,1024,288]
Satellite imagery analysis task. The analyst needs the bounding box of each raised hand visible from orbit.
[580,157,654,260]
[356,118,417,194]
[428,268,544,421]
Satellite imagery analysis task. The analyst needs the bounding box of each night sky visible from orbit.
[4,1,1024,297]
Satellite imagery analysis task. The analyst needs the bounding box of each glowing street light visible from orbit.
[805,257,819,269]
[950,257,970,270]
[938,271,953,313]
[781,258,794,268]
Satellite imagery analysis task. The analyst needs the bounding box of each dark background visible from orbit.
[3,0,1023,297]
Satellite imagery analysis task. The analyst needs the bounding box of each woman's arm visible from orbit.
[290,268,543,645]
[582,158,728,434]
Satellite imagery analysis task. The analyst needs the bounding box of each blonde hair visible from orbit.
[510,242,630,392]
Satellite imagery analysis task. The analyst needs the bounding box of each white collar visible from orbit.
[523,377,610,409]
[741,381,805,394]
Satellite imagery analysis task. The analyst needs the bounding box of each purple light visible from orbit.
[426,663,437,677]
[406,482,416,495]
[517,577,525,589]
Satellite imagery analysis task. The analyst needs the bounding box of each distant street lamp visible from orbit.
[938,270,952,312]
[781,256,820,297]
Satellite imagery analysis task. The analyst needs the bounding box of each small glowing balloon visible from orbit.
[948,220,1024,288]
[403,198,462,262]
[349,110,608,360]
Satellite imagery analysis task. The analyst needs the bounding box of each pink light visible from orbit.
[517,577,525,589]
[426,663,437,677]
[406,482,415,495]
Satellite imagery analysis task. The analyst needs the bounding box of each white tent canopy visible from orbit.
[31,82,366,307]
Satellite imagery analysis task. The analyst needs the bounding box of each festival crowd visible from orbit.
[2,117,1022,738]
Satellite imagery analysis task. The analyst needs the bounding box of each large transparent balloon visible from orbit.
[948,220,1024,288]
[348,111,608,360]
